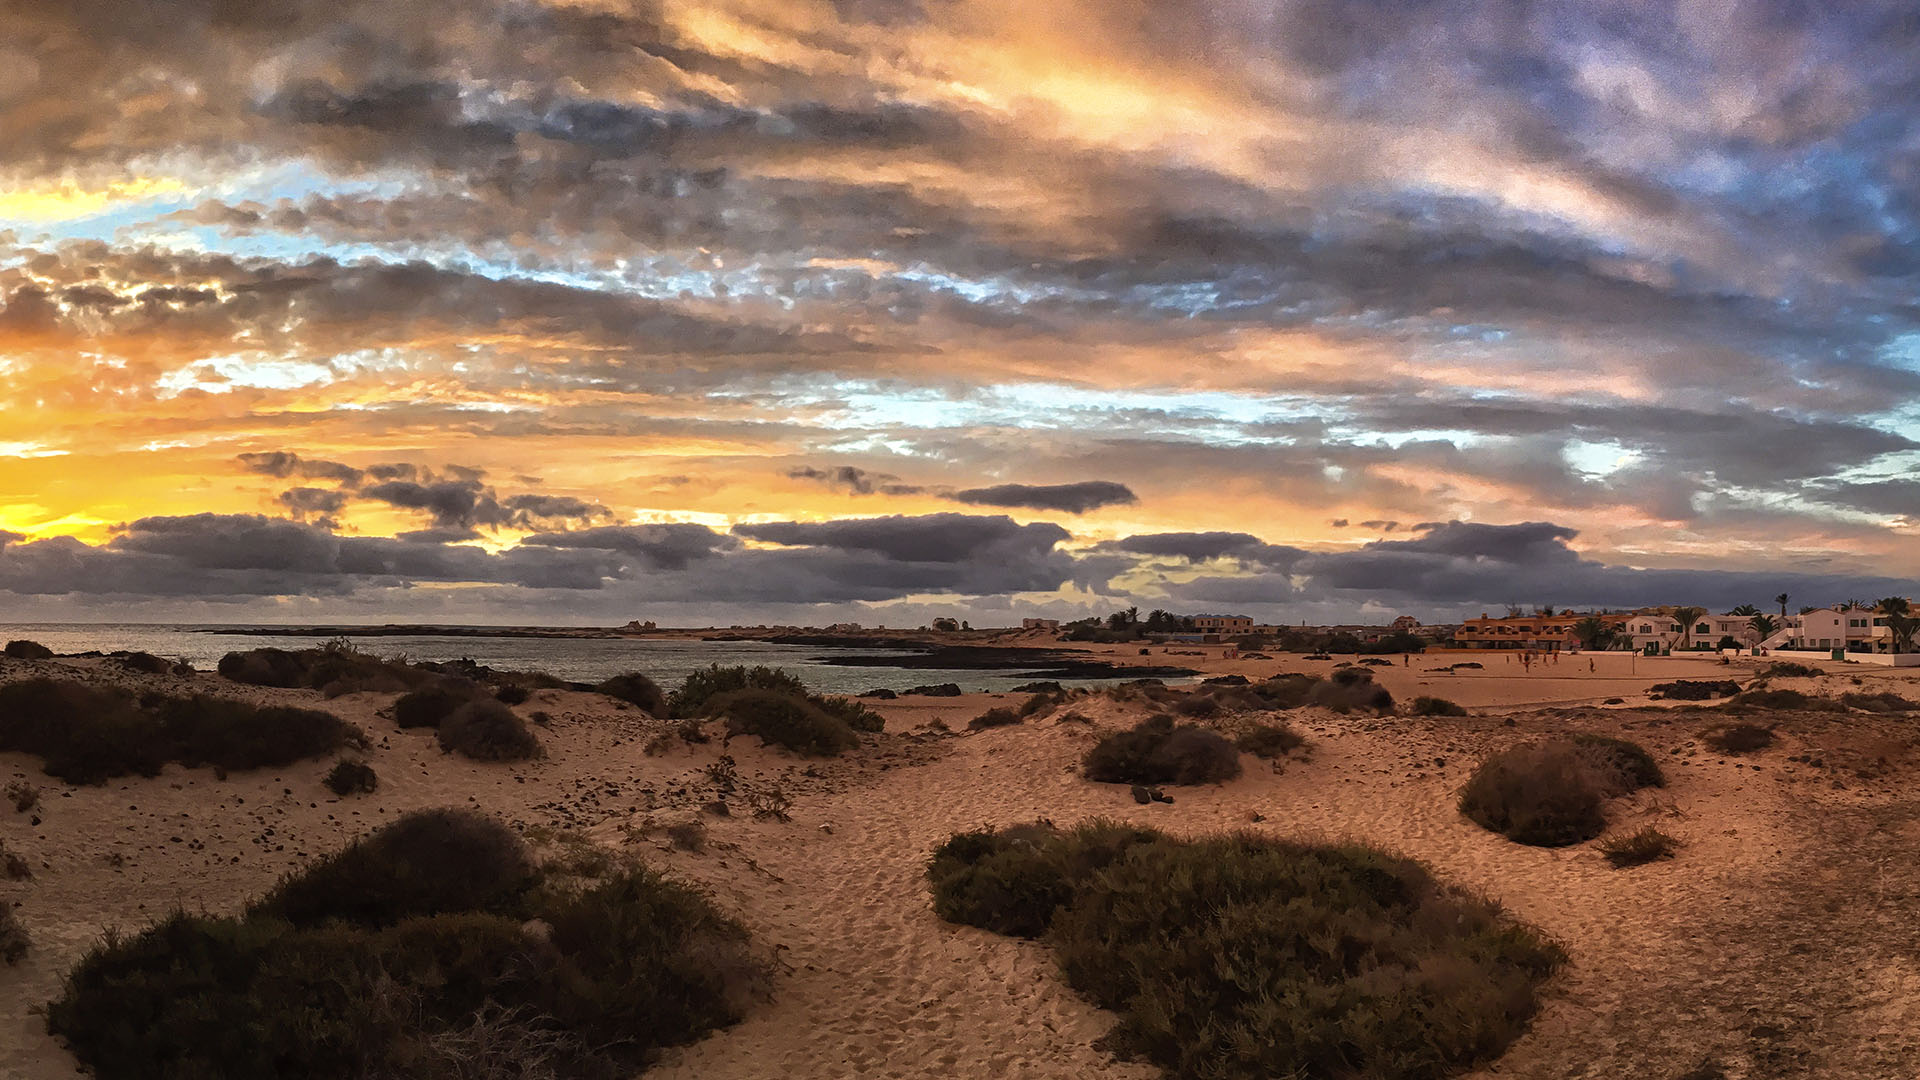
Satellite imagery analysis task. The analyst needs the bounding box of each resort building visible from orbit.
[1454,612,1635,650]
[1191,614,1255,633]
[1020,617,1061,630]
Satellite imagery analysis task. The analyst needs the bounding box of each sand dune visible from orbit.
[2,650,1918,1077]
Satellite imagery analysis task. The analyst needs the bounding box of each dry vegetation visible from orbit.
[927,821,1563,1080]
[48,809,770,1080]
[1459,734,1664,846]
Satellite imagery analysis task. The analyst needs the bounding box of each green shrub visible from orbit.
[926,821,1157,938]
[1726,689,1843,712]
[713,690,859,756]
[1840,691,1920,713]
[1568,733,1667,790]
[252,809,538,929]
[1599,827,1678,868]
[151,696,364,772]
[1410,696,1468,716]
[1084,716,1241,786]
[1310,668,1395,713]
[811,694,885,733]
[1249,672,1320,708]
[541,866,770,1048]
[928,823,1562,1080]
[1233,721,1304,758]
[49,810,768,1080]
[0,681,361,784]
[112,652,173,675]
[1704,724,1774,753]
[0,679,165,784]
[3,640,53,660]
[1460,736,1661,847]
[1649,679,1741,701]
[969,707,1021,730]
[218,643,432,697]
[493,683,531,706]
[596,672,667,714]
[669,665,809,718]
[323,760,377,796]
[392,680,483,729]
[437,700,542,762]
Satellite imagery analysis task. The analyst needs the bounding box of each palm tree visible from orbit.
[1875,597,1915,653]
[1748,613,1779,641]
[1775,593,1790,618]
[1730,604,1759,617]
[1573,616,1617,651]
[1672,606,1705,650]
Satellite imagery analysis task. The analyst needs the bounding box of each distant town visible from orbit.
[625,597,1920,666]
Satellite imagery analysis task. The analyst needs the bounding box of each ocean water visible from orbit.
[0,625,1100,695]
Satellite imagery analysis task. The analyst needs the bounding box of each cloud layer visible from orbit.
[2,0,1918,620]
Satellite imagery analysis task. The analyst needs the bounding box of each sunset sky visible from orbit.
[3,0,1919,625]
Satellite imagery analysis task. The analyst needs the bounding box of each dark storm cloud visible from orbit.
[276,486,349,523]
[0,512,1084,604]
[1093,532,1307,569]
[950,482,1137,514]
[519,524,738,571]
[1143,520,1919,615]
[786,465,926,497]
[733,514,1070,564]
[239,451,364,485]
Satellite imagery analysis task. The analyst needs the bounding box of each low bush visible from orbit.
[151,696,364,773]
[0,680,162,784]
[1170,693,1219,718]
[1310,667,1395,713]
[51,810,768,1080]
[1599,827,1678,868]
[713,690,859,756]
[1018,690,1065,718]
[218,642,433,697]
[1704,724,1775,754]
[3,640,54,660]
[252,809,539,928]
[1840,691,1920,713]
[1568,733,1667,791]
[811,695,885,733]
[393,680,483,729]
[112,652,173,675]
[597,672,667,714]
[969,707,1021,730]
[903,682,964,696]
[927,822,1562,1080]
[1084,716,1241,786]
[437,700,543,762]
[1460,735,1662,847]
[0,680,361,784]
[1649,679,1741,701]
[1249,672,1320,709]
[493,683,531,706]
[323,760,378,796]
[1233,721,1304,758]
[1409,696,1468,716]
[1726,689,1844,712]
[669,665,809,718]
[1759,662,1823,679]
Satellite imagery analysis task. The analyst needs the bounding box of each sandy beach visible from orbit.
[3,646,1919,1078]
